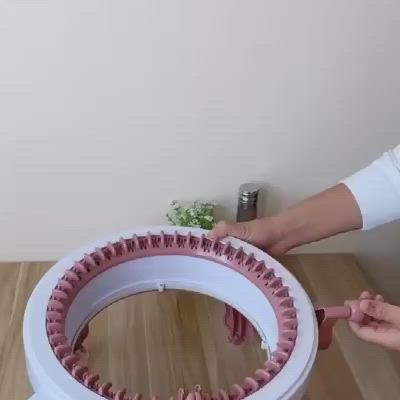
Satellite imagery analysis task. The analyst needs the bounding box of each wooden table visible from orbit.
[1,254,400,400]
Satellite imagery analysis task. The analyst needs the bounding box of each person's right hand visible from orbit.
[208,217,290,256]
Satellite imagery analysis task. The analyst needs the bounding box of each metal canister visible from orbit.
[236,182,263,222]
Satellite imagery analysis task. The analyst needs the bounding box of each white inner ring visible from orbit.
[66,255,278,351]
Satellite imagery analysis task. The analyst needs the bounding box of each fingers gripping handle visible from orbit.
[316,301,368,350]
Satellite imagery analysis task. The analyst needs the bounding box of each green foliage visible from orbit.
[166,200,217,230]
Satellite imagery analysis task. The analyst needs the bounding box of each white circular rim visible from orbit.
[23,226,318,400]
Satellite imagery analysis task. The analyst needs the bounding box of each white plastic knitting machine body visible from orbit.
[23,226,319,400]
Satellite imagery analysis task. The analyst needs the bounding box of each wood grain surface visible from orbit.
[1,254,399,400]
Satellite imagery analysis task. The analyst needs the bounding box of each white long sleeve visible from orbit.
[342,145,400,230]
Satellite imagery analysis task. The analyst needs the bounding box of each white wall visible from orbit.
[1,1,399,299]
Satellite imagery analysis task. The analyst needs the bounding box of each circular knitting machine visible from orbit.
[23,226,366,400]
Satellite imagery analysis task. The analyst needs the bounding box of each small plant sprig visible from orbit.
[166,200,217,230]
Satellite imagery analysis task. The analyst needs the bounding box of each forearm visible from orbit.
[272,184,362,251]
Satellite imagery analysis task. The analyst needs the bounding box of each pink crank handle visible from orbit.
[315,300,369,350]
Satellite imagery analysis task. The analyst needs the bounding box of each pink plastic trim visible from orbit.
[45,232,298,400]
[223,305,259,345]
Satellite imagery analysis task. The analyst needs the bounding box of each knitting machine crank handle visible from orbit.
[315,300,368,350]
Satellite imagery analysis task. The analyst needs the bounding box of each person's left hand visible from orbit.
[347,291,400,351]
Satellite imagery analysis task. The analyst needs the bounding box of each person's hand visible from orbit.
[347,291,400,351]
[208,217,290,256]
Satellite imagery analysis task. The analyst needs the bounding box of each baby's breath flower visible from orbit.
[166,200,217,229]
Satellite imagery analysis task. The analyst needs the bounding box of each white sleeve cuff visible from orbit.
[341,146,400,230]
